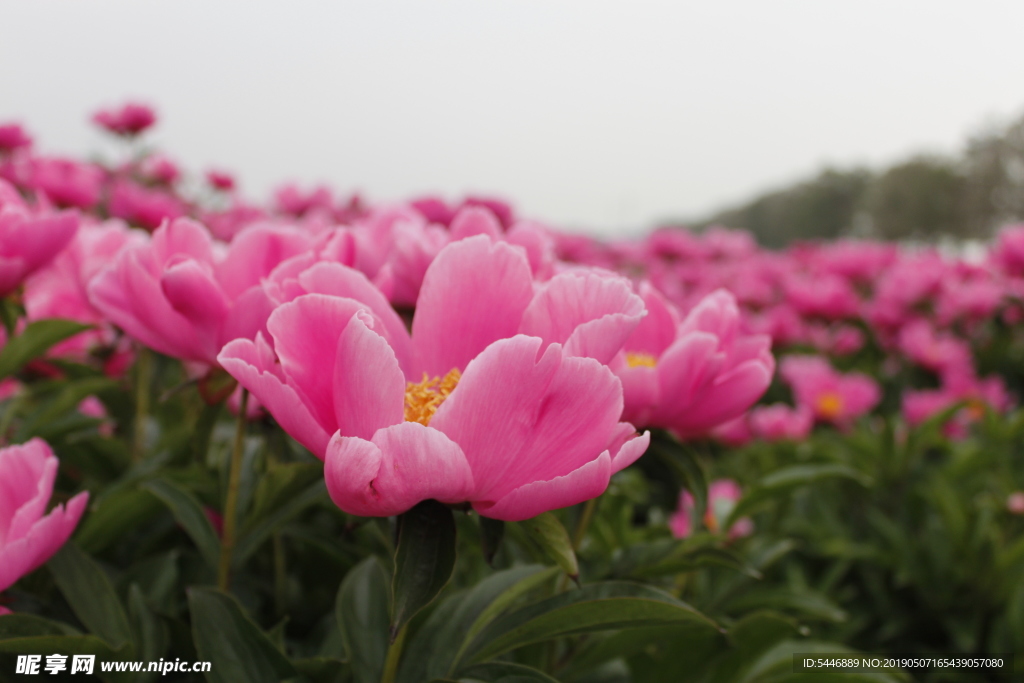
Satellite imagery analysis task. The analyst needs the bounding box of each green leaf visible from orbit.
[0,318,92,379]
[612,539,762,579]
[391,500,457,639]
[75,488,163,554]
[465,581,719,664]
[247,461,325,526]
[727,464,870,527]
[142,478,221,570]
[337,557,391,683]
[460,662,561,682]
[480,517,505,567]
[126,586,169,683]
[518,512,579,580]
[48,542,133,650]
[0,614,80,638]
[234,479,328,565]
[188,587,297,683]
[17,376,117,438]
[398,565,554,682]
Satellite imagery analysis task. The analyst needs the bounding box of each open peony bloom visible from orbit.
[780,355,880,426]
[0,179,79,297]
[611,285,774,439]
[670,479,753,540]
[0,439,88,614]
[219,235,650,521]
[89,217,314,366]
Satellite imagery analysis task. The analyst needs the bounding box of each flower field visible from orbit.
[2,104,1024,682]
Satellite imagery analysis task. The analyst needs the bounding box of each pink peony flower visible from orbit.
[612,286,774,439]
[0,439,88,614]
[92,102,157,137]
[108,179,188,232]
[780,355,880,426]
[29,158,104,210]
[89,218,314,366]
[749,403,814,441]
[670,479,753,540]
[896,319,972,375]
[219,235,649,521]
[23,219,145,357]
[0,179,79,297]
[0,124,32,154]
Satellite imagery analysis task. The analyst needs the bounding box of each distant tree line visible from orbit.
[692,111,1024,247]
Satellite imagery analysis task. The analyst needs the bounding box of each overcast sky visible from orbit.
[2,0,1023,236]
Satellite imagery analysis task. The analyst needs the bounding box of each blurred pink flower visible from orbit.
[670,479,752,539]
[612,286,774,439]
[0,124,32,154]
[92,102,157,137]
[89,218,314,366]
[0,439,88,614]
[139,154,181,186]
[108,179,188,231]
[23,219,145,357]
[0,179,79,297]
[897,319,972,375]
[29,157,104,210]
[219,235,649,521]
[206,170,236,192]
[1007,492,1024,515]
[780,355,880,426]
[991,224,1024,278]
[749,403,814,441]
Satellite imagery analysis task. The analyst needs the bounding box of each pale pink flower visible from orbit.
[29,158,104,210]
[108,179,188,231]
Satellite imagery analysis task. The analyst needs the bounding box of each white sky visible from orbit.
[2,0,1023,236]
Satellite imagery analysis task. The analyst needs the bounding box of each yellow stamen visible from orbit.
[815,392,845,420]
[625,352,658,368]
[404,368,461,426]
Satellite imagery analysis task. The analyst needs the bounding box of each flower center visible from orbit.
[404,368,461,426]
[815,392,844,420]
[625,352,658,368]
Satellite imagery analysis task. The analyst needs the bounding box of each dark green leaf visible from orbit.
[337,557,391,683]
[0,614,80,638]
[0,318,92,379]
[480,517,505,567]
[187,587,296,683]
[75,488,163,554]
[460,662,561,682]
[142,478,221,569]
[727,464,870,527]
[391,500,457,639]
[465,581,719,664]
[518,513,578,580]
[48,542,133,650]
[234,479,328,565]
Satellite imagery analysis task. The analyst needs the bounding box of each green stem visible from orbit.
[0,390,26,444]
[572,497,599,551]
[381,624,407,683]
[273,533,287,616]
[132,348,152,462]
[218,389,249,590]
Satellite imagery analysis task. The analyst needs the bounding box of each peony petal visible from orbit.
[626,283,680,356]
[266,294,373,433]
[332,314,405,440]
[296,262,414,374]
[519,271,645,364]
[0,439,52,546]
[0,492,87,592]
[160,259,232,333]
[411,236,534,378]
[150,218,215,267]
[673,359,774,437]
[218,338,332,457]
[449,206,503,240]
[325,423,475,517]
[431,336,623,502]
[474,452,612,522]
[215,225,313,300]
